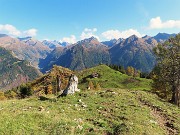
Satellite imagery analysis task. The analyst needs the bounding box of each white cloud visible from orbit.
[0,24,21,36]
[23,28,37,37]
[102,29,143,40]
[80,28,99,40]
[0,24,38,37]
[60,35,76,44]
[149,17,180,29]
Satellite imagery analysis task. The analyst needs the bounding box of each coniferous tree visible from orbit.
[152,34,180,106]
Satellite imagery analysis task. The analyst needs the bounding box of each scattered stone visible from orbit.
[22,108,28,111]
[77,125,83,130]
[78,118,83,123]
[91,72,99,78]
[38,106,44,111]
[82,104,87,108]
[89,128,94,132]
[112,92,117,95]
[78,99,82,102]
[150,120,157,124]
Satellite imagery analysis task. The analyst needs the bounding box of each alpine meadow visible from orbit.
[0,0,179,135]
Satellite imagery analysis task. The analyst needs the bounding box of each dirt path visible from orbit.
[139,98,178,135]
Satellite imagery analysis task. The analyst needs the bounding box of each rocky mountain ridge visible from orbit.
[0,33,176,73]
[39,33,176,73]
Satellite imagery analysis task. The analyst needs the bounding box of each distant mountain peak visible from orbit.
[154,33,176,42]
[78,36,99,44]
[142,35,151,39]
[129,34,138,39]
[86,36,98,41]
[125,35,139,43]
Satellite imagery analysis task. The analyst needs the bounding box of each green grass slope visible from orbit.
[0,89,179,135]
[77,65,152,91]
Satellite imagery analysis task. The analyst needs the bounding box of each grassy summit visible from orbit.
[77,65,152,91]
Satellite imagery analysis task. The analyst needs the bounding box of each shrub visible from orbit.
[4,90,17,99]
[0,92,7,100]
[20,83,33,98]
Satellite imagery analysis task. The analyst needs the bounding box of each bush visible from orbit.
[20,83,33,98]
[0,92,7,100]
[4,90,17,99]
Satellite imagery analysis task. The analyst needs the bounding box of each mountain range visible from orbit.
[39,37,111,72]
[39,33,176,73]
[0,34,51,68]
[0,32,176,90]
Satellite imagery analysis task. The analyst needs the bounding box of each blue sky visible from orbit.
[0,0,180,43]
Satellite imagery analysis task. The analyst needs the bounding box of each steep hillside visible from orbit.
[0,35,50,67]
[39,37,110,73]
[0,47,41,91]
[110,35,157,72]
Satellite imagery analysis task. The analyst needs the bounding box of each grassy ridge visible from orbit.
[77,65,152,91]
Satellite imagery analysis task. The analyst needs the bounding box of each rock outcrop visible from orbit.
[61,74,80,96]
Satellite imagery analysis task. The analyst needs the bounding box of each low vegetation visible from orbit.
[0,89,179,135]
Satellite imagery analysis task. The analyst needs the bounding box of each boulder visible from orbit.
[61,74,80,96]
[91,72,99,78]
